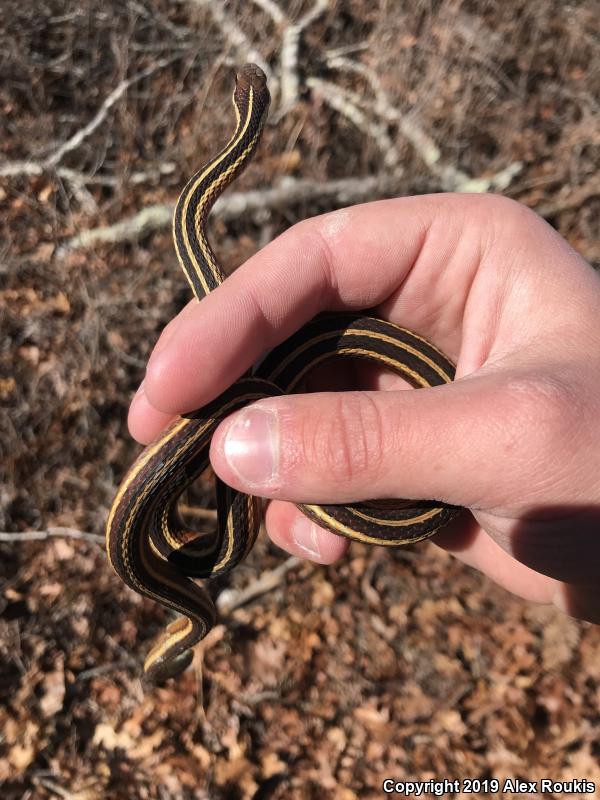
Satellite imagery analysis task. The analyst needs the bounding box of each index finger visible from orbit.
[131,193,484,442]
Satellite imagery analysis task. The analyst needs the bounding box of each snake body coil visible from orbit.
[106,64,458,683]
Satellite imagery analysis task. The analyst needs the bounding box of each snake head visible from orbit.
[233,63,271,122]
[236,63,268,92]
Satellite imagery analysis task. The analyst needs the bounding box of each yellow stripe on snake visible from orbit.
[106,64,458,683]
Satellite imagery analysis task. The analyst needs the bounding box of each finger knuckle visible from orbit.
[501,373,579,457]
[304,393,385,486]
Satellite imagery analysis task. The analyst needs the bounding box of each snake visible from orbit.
[106,63,459,683]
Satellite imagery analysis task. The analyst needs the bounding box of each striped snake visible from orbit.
[106,64,458,683]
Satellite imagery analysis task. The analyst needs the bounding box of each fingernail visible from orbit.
[291,515,321,560]
[223,405,279,488]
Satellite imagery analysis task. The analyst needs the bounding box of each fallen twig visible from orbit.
[62,204,172,252]
[32,778,79,800]
[0,56,179,205]
[536,179,599,218]
[61,173,403,251]
[320,57,523,192]
[47,57,179,169]
[0,527,105,546]
[76,659,139,681]
[250,0,285,25]
[279,0,330,112]
[217,556,303,614]
[189,0,276,98]
[307,76,401,169]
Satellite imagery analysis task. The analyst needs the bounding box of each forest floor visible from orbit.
[1,1,599,798]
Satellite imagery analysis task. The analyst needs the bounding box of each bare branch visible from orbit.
[0,57,179,206]
[307,76,401,169]
[62,203,172,251]
[0,161,175,209]
[325,54,400,120]
[250,0,286,25]
[0,163,98,212]
[322,56,522,192]
[34,779,78,800]
[0,161,45,178]
[45,57,178,168]
[217,556,303,614]
[76,659,139,681]
[0,527,105,546]
[279,0,330,112]
[188,0,277,98]
[324,42,369,60]
[535,178,599,218]
[61,173,404,251]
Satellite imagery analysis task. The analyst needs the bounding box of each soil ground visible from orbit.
[1,2,599,798]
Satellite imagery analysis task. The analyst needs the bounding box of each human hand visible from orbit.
[129,194,600,623]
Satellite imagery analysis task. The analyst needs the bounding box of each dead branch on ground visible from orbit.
[0,528,105,546]
[61,173,404,251]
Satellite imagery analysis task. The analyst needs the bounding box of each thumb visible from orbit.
[209,372,524,509]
